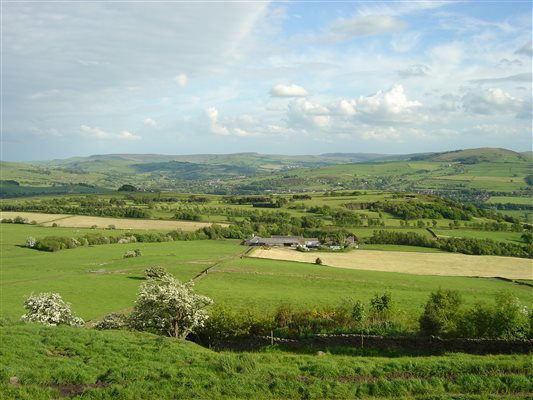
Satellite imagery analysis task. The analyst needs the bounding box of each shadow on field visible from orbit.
[127,276,146,281]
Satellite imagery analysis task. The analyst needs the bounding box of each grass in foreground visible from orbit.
[1,323,532,399]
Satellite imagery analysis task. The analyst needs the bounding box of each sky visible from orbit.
[2,0,532,161]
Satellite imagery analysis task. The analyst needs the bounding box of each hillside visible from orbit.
[418,148,528,163]
[1,148,531,197]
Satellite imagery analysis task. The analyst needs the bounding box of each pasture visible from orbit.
[2,224,531,325]
[248,247,533,279]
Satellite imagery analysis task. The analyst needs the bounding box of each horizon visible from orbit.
[1,146,530,164]
[2,1,532,162]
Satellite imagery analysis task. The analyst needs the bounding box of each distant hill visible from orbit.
[1,148,529,197]
[414,148,528,164]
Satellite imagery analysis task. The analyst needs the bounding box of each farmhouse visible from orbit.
[243,235,320,248]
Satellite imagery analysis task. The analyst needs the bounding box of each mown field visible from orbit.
[249,247,533,279]
[0,211,218,231]
[2,323,532,400]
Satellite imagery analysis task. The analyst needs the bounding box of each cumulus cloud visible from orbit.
[80,125,141,140]
[354,84,422,122]
[206,107,229,135]
[143,118,157,127]
[287,99,331,129]
[174,73,188,87]
[397,64,430,78]
[330,15,405,41]
[515,40,533,57]
[461,88,522,115]
[270,84,309,97]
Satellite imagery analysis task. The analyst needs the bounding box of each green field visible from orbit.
[433,229,525,244]
[2,224,531,326]
[2,323,531,399]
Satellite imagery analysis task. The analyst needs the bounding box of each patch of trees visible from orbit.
[367,230,532,258]
[420,289,530,339]
[223,196,272,205]
[174,210,202,221]
[0,202,149,219]
[292,194,312,200]
[117,184,138,192]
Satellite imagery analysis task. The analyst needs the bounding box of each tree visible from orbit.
[21,292,84,327]
[145,266,172,280]
[419,289,463,336]
[129,276,212,339]
[117,184,138,192]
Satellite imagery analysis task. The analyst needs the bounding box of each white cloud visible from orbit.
[461,88,522,115]
[515,40,533,57]
[330,15,405,41]
[354,84,422,122]
[270,83,309,97]
[174,73,188,87]
[143,117,157,127]
[287,99,331,129]
[206,107,229,135]
[80,125,140,140]
[359,126,402,142]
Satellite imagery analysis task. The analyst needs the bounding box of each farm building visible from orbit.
[243,235,320,248]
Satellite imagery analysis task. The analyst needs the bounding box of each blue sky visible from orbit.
[2,1,532,161]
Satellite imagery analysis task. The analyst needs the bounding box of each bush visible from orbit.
[25,236,36,248]
[93,312,127,330]
[20,292,84,327]
[145,266,171,280]
[456,292,530,339]
[129,276,212,339]
[369,292,394,323]
[419,289,463,336]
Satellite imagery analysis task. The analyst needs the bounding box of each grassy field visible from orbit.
[0,224,243,320]
[2,323,532,399]
[195,257,533,321]
[248,247,533,279]
[2,224,531,325]
[487,196,533,205]
[433,229,525,244]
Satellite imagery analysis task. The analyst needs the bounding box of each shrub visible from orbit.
[369,292,394,323]
[129,276,212,339]
[351,300,366,325]
[93,312,127,330]
[145,266,171,280]
[456,292,530,339]
[25,236,36,248]
[491,292,529,339]
[419,289,463,336]
[20,292,84,327]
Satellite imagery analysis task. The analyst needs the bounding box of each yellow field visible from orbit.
[0,211,70,224]
[0,211,221,231]
[250,247,533,280]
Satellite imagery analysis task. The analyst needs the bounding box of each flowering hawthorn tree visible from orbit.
[129,276,212,339]
[21,292,84,327]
